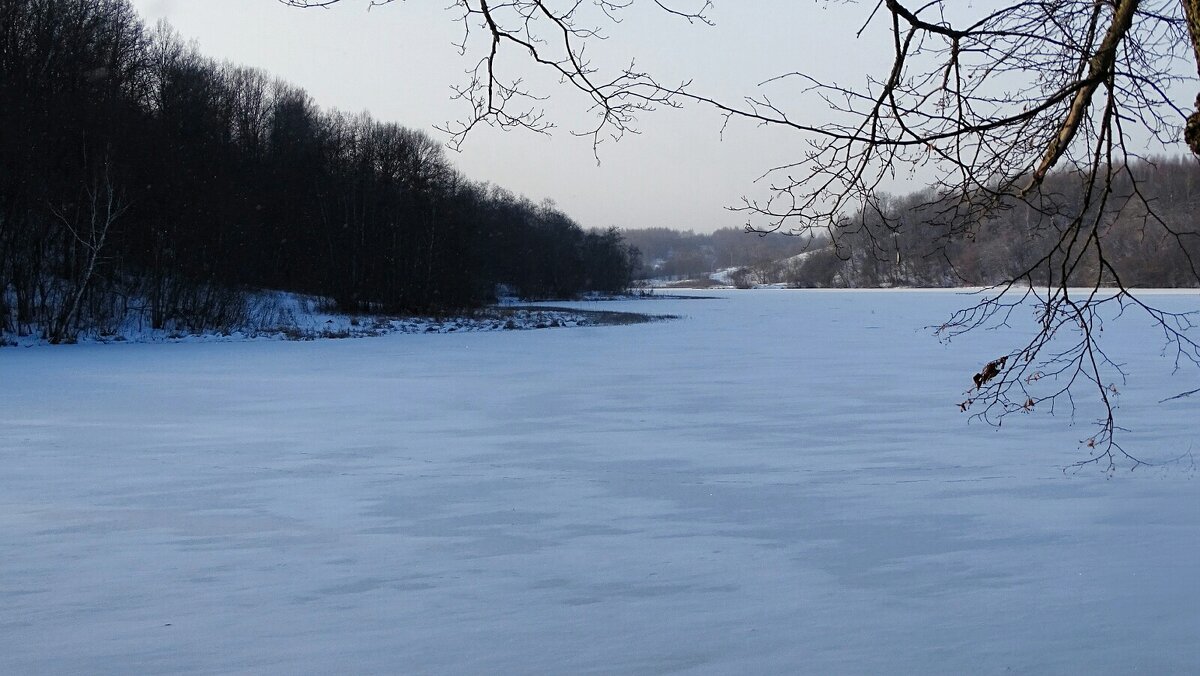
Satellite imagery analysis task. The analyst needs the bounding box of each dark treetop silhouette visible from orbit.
[1,0,640,347]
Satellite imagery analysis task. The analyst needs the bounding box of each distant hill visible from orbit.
[622,227,818,281]
[641,157,1200,290]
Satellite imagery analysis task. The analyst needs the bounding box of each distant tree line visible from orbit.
[0,0,638,342]
[624,158,1198,290]
[622,227,815,281]
[775,158,1200,289]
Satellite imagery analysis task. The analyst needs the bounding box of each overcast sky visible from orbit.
[123,1,929,232]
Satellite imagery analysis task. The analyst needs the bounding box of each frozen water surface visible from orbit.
[2,290,1197,674]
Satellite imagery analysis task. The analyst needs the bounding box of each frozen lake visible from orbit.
[2,289,1197,674]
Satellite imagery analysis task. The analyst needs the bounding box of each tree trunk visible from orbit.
[1183,0,1200,154]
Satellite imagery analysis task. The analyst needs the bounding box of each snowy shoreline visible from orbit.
[1,294,674,348]
[9,284,1194,347]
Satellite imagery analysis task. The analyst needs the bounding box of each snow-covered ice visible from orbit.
[1,289,1197,674]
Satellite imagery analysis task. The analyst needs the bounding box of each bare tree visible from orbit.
[283,0,1200,469]
[48,151,128,344]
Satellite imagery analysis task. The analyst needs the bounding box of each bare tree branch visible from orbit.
[280,0,1200,467]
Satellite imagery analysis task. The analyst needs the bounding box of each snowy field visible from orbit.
[2,289,1197,674]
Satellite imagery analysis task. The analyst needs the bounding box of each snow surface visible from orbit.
[2,289,1197,674]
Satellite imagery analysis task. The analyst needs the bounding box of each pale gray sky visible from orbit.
[126,1,908,233]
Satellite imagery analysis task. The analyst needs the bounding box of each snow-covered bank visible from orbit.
[1,290,1196,674]
[2,291,669,348]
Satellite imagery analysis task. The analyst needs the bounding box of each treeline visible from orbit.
[0,0,638,342]
[622,227,814,280]
[775,157,1200,289]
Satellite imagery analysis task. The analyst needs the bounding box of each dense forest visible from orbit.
[633,160,1200,290]
[0,0,638,343]
[644,159,1200,290]
[780,158,1200,289]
